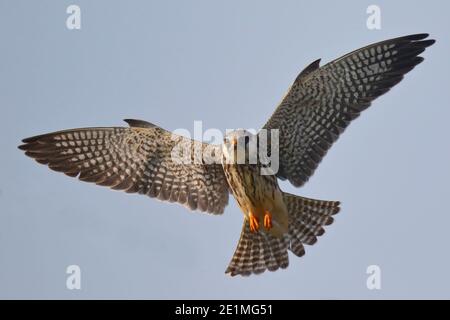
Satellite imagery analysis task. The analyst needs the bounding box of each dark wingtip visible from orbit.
[20,131,57,144]
[18,136,38,150]
[21,136,38,143]
[416,56,425,64]
[123,119,157,128]
[296,58,322,81]
[404,34,436,48]
[422,39,436,48]
[404,33,429,40]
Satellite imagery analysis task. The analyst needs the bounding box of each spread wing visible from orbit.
[262,34,435,187]
[19,119,229,214]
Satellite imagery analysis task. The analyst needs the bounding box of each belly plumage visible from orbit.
[222,162,289,237]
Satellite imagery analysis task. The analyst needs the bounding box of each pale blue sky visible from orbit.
[0,0,449,299]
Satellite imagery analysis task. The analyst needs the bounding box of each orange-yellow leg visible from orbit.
[248,212,260,232]
[264,211,272,230]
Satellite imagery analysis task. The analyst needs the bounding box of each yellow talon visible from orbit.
[264,211,272,230]
[249,212,259,232]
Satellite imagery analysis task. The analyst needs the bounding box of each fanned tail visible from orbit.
[225,192,340,276]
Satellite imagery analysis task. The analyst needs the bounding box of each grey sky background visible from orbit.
[0,0,449,299]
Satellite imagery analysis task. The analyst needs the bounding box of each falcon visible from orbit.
[19,34,434,276]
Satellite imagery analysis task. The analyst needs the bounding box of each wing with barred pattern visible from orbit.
[19,119,229,214]
[263,34,435,187]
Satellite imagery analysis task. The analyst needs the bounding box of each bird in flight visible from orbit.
[19,34,434,276]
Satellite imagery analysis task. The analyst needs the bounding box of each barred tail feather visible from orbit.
[283,193,340,258]
[225,222,289,276]
[225,193,340,276]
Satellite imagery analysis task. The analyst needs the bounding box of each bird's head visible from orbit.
[222,129,257,164]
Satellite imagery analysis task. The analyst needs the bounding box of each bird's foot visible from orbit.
[249,212,260,232]
[264,211,272,230]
